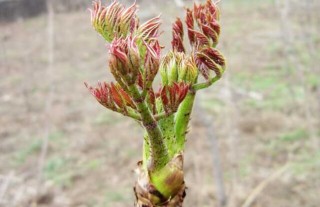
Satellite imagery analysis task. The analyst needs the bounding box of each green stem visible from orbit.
[154,110,175,121]
[141,88,148,100]
[124,109,141,120]
[142,133,150,170]
[174,90,196,152]
[158,114,176,158]
[192,76,220,91]
[128,85,169,171]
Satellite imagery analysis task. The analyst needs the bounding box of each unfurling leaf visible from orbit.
[109,36,140,85]
[195,47,226,79]
[85,81,135,111]
[185,8,195,45]
[137,16,161,40]
[90,0,138,42]
[144,40,161,89]
[184,0,221,47]
[158,82,189,114]
[172,18,185,53]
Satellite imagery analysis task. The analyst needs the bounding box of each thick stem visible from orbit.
[134,154,186,207]
[143,133,150,170]
[158,114,176,158]
[129,85,169,171]
[174,90,196,152]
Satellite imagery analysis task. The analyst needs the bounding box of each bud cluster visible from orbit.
[195,47,225,79]
[160,52,198,85]
[90,1,162,43]
[159,82,189,114]
[85,1,227,205]
[145,82,189,116]
[90,0,163,89]
[168,0,226,82]
[188,0,220,47]
[143,40,161,91]
[85,82,135,114]
[109,36,140,86]
[87,0,191,120]
[90,1,138,42]
[87,0,226,118]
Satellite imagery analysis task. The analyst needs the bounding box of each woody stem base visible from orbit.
[134,183,186,207]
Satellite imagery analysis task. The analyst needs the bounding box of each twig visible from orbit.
[36,0,55,197]
[276,0,318,148]
[298,0,319,148]
[318,87,320,121]
[241,164,290,207]
[195,97,227,207]
[222,72,240,207]
[0,172,15,203]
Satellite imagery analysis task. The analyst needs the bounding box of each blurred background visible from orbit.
[0,0,319,206]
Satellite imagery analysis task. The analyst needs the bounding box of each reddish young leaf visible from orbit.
[186,0,221,48]
[206,0,219,20]
[144,40,161,87]
[190,29,209,47]
[195,56,210,79]
[186,9,195,45]
[176,83,188,103]
[158,82,190,113]
[173,18,184,38]
[160,86,169,106]
[172,18,185,52]
[110,82,124,108]
[195,47,225,79]
[117,85,135,109]
[169,84,176,106]
[201,24,218,44]
[109,36,140,84]
[209,19,220,36]
[172,34,185,53]
[202,47,225,67]
[85,81,116,110]
[138,16,161,40]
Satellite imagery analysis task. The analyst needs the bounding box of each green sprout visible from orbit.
[85,0,226,206]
